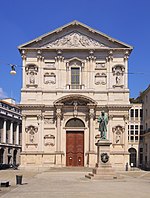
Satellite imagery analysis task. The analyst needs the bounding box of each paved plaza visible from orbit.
[0,168,150,198]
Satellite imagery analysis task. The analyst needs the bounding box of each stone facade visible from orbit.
[0,99,22,165]
[18,21,133,170]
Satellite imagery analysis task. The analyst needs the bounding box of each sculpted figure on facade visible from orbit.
[25,64,38,86]
[112,125,124,144]
[25,125,38,144]
[29,71,35,84]
[44,32,108,48]
[112,65,125,87]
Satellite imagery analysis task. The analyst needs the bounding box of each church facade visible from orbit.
[19,21,133,170]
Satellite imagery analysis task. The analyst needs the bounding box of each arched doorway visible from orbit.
[0,148,4,163]
[128,148,137,167]
[66,118,85,166]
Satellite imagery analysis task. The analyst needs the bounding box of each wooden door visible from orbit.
[66,131,84,166]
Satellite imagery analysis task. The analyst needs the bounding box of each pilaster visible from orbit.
[37,114,44,151]
[10,121,13,144]
[55,50,64,89]
[3,119,6,143]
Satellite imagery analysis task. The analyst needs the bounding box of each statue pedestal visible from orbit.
[85,140,118,180]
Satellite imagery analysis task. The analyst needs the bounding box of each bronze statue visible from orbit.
[98,111,108,140]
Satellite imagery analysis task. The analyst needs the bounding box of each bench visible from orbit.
[0,181,9,187]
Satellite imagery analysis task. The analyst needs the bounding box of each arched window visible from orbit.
[65,118,85,128]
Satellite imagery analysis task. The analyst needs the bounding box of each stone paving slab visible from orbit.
[0,170,150,198]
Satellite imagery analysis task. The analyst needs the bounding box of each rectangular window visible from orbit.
[130,136,134,141]
[71,68,80,89]
[146,109,148,117]
[131,131,134,135]
[130,109,134,117]
[140,109,143,119]
[140,148,143,152]
[130,125,134,129]
[135,109,138,117]
[135,136,138,141]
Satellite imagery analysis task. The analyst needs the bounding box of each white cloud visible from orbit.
[0,88,7,99]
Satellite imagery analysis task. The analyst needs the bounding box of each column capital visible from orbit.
[89,108,95,119]
[37,115,44,120]
[56,109,62,118]
[22,115,26,120]
[108,115,113,120]
[106,50,113,62]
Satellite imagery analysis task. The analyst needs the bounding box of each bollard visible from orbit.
[16,175,23,185]
[125,162,128,171]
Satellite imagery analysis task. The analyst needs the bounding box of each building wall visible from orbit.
[19,21,132,170]
[138,85,150,170]
[0,99,22,165]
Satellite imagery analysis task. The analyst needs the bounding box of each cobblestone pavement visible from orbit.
[0,168,150,198]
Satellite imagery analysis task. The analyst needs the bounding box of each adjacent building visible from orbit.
[137,85,150,170]
[18,21,133,170]
[0,98,22,165]
[128,100,143,168]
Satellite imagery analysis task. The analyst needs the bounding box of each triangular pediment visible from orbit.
[18,20,133,50]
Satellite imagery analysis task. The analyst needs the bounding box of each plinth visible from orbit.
[85,140,118,180]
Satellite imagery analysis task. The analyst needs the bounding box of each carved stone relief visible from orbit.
[43,32,109,48]
[95,73,107,85]
[95,62,106,70]
[44,134,55,146]
[25,64,38,87]
[112,65,125,88]
[112,125,125,144]
[44,72,56,84]
[25,125,38,144]
[45,62,56,69]
[44,118,54,124]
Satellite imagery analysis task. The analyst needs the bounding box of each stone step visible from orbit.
[46,167,93,172]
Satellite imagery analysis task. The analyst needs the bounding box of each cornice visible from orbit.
[96,104,132,110]
[19,104,45,109]
[18,47,132,51]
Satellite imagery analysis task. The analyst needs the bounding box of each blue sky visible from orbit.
[0,0,150,102]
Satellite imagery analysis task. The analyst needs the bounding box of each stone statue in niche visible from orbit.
[25,125,38,144]
[112,125,124,144]
[116,72,121,85]
[29,71,35,84]
[25,64,38,86]
[112,65,125,87]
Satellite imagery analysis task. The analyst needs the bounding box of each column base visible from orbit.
[55,151,64,167]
